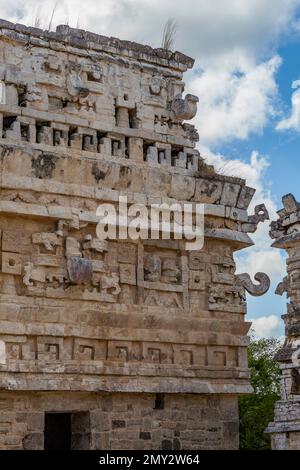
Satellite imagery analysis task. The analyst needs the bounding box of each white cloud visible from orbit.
[190,56,281,145]
[276,82,300,131]
[237,250,284,281]
[249,315,281,338]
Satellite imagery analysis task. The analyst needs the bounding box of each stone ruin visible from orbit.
[266,194,300,450]
[0,19,271,450]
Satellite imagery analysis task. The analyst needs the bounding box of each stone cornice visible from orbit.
[0,19,194,72]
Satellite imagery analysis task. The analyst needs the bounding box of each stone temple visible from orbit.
[0,19,271,450]
[266,194,300,450]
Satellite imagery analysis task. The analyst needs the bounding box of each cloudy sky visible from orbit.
[2,0,300,338]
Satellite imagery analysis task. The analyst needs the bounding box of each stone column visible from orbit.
[266,194,300,449]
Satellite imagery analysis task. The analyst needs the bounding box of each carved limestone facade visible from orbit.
[267,194,300,449]
[0,19,269,450]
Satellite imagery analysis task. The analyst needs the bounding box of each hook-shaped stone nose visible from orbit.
[237,272,270,296]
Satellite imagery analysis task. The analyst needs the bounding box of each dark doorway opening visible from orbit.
[44,413,71,450]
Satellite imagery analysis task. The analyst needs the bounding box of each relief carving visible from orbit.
[19,221,121,302]
[208,284,245,312]
[67,63,89,100]
[149,77,164,96]
[0,21,269,437]
[143,253,181,285]
[144,290,183,309]
[144,254,161,282]
[100,272,121,296]
[161,258,181,284]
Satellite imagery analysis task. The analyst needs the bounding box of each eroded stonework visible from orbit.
[0,19,269,449]
[267,194,300,450]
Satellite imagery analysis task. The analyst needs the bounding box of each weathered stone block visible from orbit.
[22,432,44,450]
[194,178,223,203]
[128,137,143,162]
[220,182,241,207]
[26,412,44,431]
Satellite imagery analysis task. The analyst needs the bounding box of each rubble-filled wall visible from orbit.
[267,194,300,450]
[0,19,270,450]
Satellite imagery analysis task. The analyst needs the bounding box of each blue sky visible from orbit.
[221,37,300,198]
[209,31,300,337]
[1,0,300,337]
